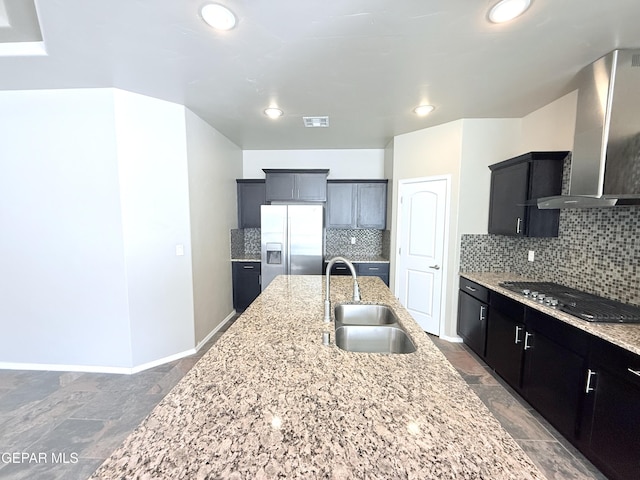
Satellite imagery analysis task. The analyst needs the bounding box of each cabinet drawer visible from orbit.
[591,338,640,388]
[459,278,489,303]
[327,263,352,275]
[358,263,389,276]
[526,308,590,357]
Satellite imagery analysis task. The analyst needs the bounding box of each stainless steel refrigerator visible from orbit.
[260,204,324,291]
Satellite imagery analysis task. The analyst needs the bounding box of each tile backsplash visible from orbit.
[460,206,640,306]
[325,229,385,258]
[231,228,389,259]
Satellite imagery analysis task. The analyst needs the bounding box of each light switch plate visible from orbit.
[350,237,356,245]
[528,250,535,262]
[176,244,185,256]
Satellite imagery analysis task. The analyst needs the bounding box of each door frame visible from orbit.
[394,175,451,337]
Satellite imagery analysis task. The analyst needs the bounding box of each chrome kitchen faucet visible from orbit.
[324,256,360,322]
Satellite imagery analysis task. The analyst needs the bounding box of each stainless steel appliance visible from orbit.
[260,204,324,291]
[499,281,640,323]
[538,49,640,209]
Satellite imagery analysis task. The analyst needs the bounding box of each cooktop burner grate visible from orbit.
[498,281,640,323]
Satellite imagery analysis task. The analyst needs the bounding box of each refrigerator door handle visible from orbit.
[286,211,292,275]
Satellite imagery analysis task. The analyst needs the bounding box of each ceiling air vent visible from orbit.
[303,116,329,128]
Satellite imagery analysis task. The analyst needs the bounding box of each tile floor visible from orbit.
[0,319,607,480]
[0,317,238,480]
[429,335,608,480]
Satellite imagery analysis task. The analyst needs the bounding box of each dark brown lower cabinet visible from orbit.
[457,278,489,357]
[581,339,640,480]
[485,293,525,388]
[232,262,261,312]
[480,287,640,480]
[521,309,589,443]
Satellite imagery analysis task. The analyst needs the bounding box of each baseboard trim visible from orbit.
[194,309,237,352]
[0,310,238,375]
[438,334,464,343]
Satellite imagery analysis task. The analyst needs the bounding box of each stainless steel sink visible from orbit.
[334,303,399,326]
[333,303,416,354]
[334,325,416,354]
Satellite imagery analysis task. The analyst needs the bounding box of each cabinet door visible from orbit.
[522,330,586,441]
[356,183,387,229]
[485,294,525,388]
[582,341,640,480]
[295,173,327,201]
[488,162,529,236]
[265,173,295,201]
[327,183,356,228]
[232,262,261,311]
[237,181,266,228]
[521,310,589,442]
[457,291,488,357]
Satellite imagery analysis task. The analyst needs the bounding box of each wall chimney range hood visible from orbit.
[538,49,640,209]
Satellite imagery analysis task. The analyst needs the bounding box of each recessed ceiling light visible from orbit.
[488,0,531,23]
[200,3,236,31]
[264,107,283,119]
[413,105,435,116]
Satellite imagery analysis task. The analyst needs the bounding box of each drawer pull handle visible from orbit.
[628,368,640,377]
[429,265,440,270]
[585,369,597,393]
[336,266,347,270]
[514,325,523,344]
[479,305,486,322]
[516,217,522,234]
[524,332,533,350]
[368,267,380,271]
[465,285,477,292]
[243,266,254,269]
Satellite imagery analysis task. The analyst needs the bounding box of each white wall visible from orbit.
[0,89,133,368]
[114,90,196,367]
[459,119,522,235]
[185,109,242,344]
[243,149,385,179]
[390,121,464,339]
[520,91,578,153]
[0,88,241,371]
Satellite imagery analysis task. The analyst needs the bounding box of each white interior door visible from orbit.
[395,177,448,335]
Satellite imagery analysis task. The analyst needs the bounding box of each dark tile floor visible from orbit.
[0,317,606,480]
[429,335,608,480]
[0,317,238,480]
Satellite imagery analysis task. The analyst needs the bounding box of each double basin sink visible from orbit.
[333,304,416,354]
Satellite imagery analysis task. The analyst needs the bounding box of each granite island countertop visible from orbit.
[90,276,545,479]
[460,272,640,356]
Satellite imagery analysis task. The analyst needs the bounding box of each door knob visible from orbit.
[429,265,440,270]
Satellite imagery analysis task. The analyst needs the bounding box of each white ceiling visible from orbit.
[2,0,640,150]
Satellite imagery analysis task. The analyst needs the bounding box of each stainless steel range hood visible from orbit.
[538,49,640,209]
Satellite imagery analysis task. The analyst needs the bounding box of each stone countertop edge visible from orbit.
[231,255,261,262]
[89,275,544,480]
[460,272,640,357]
[324,255,390,263]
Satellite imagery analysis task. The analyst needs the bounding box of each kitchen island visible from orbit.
[90,276,544,479]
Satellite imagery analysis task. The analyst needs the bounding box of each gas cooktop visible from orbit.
[498,281,640,323]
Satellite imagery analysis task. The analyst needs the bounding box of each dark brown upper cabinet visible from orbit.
[263,169,328,202]
[236,180,266,228]
[326,180,387,230]
[488,151,568,237]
